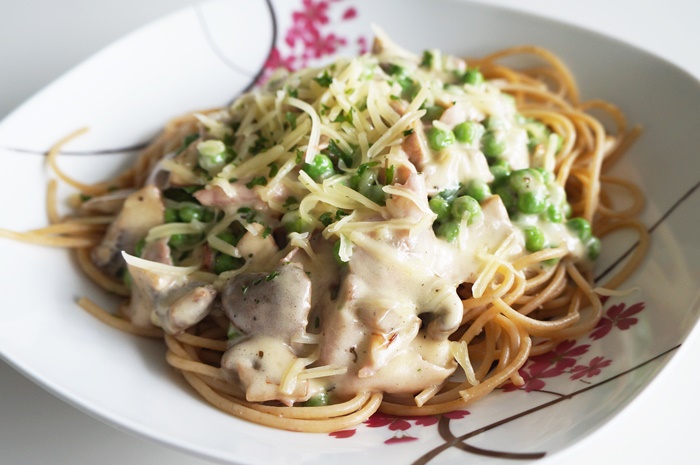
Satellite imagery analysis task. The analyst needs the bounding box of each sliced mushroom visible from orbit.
[221,263,311,343]
[91,185,164,276]
[220,335,309,405]
[125,260,216,332]
[236,223,279,270]
[79,188,135,215]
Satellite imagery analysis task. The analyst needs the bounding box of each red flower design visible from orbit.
[292,0,331,27]
[329,409,470,441]
[503,341,589,392]
[570,356,612,380]
[262,0,366,85]
[342,7,357,20]
[528,340,590,374]
[302,31,347,58]
[356,36,368,54]
[263,48,296,72]
[443,409,470,420]
[329,429,356,438]
[365,412,411,430]
[502,367,547,392]
[413,416,439,426]
[590,302,645,340]
[385,434,418,444]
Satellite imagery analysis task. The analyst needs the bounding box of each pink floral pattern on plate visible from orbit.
[261,0,367,83]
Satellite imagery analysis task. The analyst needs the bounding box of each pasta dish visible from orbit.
[2,31,648,432]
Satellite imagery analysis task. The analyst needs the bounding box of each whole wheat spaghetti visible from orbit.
[3,31,648,432]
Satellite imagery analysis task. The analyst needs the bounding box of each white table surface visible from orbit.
[1,1,698,464]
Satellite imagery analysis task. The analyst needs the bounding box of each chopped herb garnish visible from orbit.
[177,133,199,154]
[326,139,354,167]
[385,165,396,185]
[249,133,270,155]
[356,161,379,177]
[246,176,268,189]
[319,212,334,227]
[403,128,414,137]
[420,50,434,68]
[283,196,299,209]
[333,108,354,125]
[268,162,279,178]
[265,270,279,281]
[237,207,256,223]
[285,111,297,130]
[313,71,333,87]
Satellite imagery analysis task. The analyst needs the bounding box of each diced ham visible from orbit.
[194,183,266,211]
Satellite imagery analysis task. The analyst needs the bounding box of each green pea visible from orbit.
[518,190,548,214]
[489,160,511,185]
[427,127,455,151]
[217,231,242,246]
[567,217,592,241]
[302,392,329,407]
[452,195,481,224]
[460,69,484,86]
[545,203,563,223]
[437,221,460,243]
[483,116,505,130]
[164,207,180,223]
[429,196,451,222]
[535,167,555,185]
[509,168,544,193]
[586,236,601,260]
[482,129,506,158]
[523,226,546,252]
[364,185,386,205]
[281,210,307,234]
[422,105,445,122]
[494,185,517,213]
[453,121,484,144]
[214,254,245,274]
[169,233,198,250]
[302,154,335,182]
[179,204,205,223]
[463,179,490,202]
[356,168,378,195]
[197,140,230,172]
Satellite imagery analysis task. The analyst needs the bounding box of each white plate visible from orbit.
[1,1,699,464]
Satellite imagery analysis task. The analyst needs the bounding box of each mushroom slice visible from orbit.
[221,263,311,343]
[220,335,309,405]
[91,185,164,276]
[124,253,215,332]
